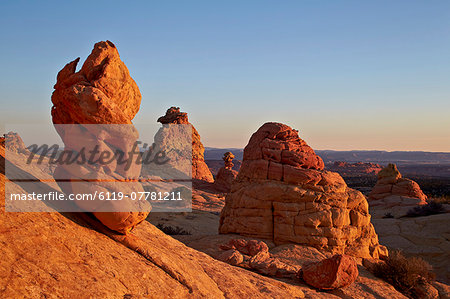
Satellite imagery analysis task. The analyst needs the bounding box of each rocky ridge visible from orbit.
[327,161,383,176]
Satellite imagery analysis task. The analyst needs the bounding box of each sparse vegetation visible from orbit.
[373,251,435,298]
[156,223,192,235]
[431,195,450,205]
[382,212,394,219]
[405,201,446,218]
[411,177,450,199]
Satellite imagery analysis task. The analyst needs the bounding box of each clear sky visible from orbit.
[1,1,449,151]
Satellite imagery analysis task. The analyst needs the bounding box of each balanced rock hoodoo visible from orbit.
[368,163,427,207]
[157,107,214,183]
[50,41,150,234]
[219,122,387,259]
[214,152,238,192]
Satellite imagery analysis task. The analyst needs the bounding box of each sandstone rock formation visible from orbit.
[50,41,149,234]
[220,238,269,256]
[369,163,427,207]
[51,40,141,124]
[1,137,308,298]
[214,152,238,192]
[218,238,300,278]
[219,122,387,259]
[3,132,29,155]
[301,254,358,290]
[0,195,305,297]
[157,107,214,183]
[223,152,235,169]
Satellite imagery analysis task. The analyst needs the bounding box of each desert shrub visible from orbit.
[431,196,450,205]
[405,201,445,218]
[373,251,435,298]
[383,212,394,219]
[156,223,191,235]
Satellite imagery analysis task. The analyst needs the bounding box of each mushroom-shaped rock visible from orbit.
[214,152,238,192]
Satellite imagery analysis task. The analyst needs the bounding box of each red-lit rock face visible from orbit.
[369,163,427,207]
[51,41,149,234]
[220,122,387,259]
[51,40,141,125]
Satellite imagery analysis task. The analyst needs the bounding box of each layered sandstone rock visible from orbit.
[51,40,141,124]
[157,107,214,183]
[50,41,149,234]
[214,152,238,192]
[219,122,387,259]
[180,234,411,298]
[368,163,427,207]
[218,238,300,278]
[0,176,306,298]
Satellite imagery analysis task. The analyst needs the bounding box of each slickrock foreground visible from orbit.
[157,107,214,183]
[368,163,427,207]
[50,41,149,233]
[1,119,305,299]
[220,122,387,259]
[214,151,238,192]
[218,238,300,278]
[371,214,450,284]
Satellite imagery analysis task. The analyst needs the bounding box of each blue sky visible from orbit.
[1,1,449,151]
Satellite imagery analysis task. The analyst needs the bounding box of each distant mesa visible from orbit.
[220,122,387,259]
[327,161,383,176]
[214,152,238,192]
[368,163,427,207]
[157,107,214,184]
[50,40,150,234]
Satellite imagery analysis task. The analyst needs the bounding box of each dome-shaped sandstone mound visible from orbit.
[368,163,427,207]
[219,122,387,259]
